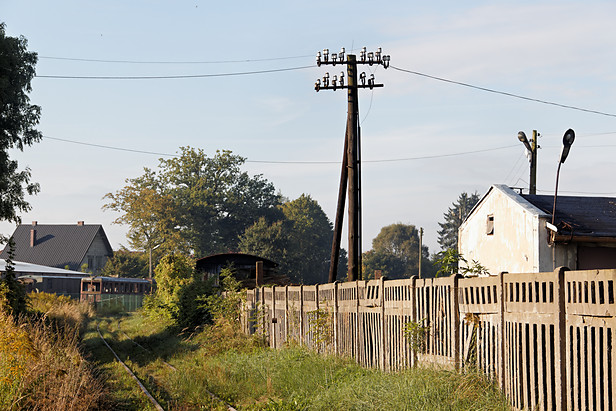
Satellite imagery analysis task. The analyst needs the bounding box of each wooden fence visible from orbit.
[242,267,616,411]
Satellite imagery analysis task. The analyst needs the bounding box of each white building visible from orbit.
[458,184,616,274]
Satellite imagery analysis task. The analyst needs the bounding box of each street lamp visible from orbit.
[552,129,575,226]
[518,130,539,195]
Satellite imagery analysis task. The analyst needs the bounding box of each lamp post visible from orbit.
[549,129,575,269]
[518,130,539,195]
[552,129,575,226]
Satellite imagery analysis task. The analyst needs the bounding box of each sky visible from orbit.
[1,1,615,256]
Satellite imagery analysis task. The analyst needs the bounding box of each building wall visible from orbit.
[459,186,546,274]
[80,230,112,274]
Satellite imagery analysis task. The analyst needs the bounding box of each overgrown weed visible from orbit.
[0,292,105,410]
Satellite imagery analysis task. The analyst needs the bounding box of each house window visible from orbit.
[486,214,494,235]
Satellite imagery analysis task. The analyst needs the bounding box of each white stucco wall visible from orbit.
[459,185,550,274]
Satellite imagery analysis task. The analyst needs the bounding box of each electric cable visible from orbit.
[390,65,616,118]
[36,65,313,80]
[43,135,519,163]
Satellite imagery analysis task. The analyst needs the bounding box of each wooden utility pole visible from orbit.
[517,130,539,195]
[328,127,348,283]
[346,55,360,281]
[316,47,390,282]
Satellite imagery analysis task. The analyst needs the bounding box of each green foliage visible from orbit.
[0,23,42,224]
[434,248,463,277]
[102,248,149,278]
[0,239,27,316]
[433,249,490,277]
[307,305,333,352]
[202,266,244,327]
[363,223,435,279]
[240,194,343,284]
[437,192,480,251]
[404,318,430,354]
[143,253,218,329]
[104,147,282,257]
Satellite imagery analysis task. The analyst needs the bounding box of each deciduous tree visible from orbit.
[239,194,343,284]
[104,147,282,257]
[0,23,41,225]
[363,223,435,279]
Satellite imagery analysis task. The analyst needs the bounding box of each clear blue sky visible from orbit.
[1,1,615,255]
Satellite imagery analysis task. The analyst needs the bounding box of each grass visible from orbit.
[0,292,105,410]
[1,292,512,410]
[100,311,512,410]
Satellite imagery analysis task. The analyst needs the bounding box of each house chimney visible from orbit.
[77,221,84,226]
[30,229,36,247]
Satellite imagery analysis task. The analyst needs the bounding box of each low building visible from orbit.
[0,258,90,299]
[0,221,113,274]
[196,253,286,288]
[458,184,616,274]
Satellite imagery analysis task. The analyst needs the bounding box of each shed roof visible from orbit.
[0,223,113,270]
[522,194,616,239]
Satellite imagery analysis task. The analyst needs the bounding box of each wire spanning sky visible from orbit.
[1,1,615,255]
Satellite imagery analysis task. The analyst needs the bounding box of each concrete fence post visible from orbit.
[380,276,386,370]
[555,266,569,411]
[453,274,461,371]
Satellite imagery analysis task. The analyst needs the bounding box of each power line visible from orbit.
[43,136,177,157]
[36,65,313,80]
[43,135,519,163]
[391,65,616,118]
[39,54,313,64]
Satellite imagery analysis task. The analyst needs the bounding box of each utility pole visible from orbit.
[517,130,539,195]
[418,227,423,279]
[317,47,390,282]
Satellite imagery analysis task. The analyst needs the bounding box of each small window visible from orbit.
[486,214,494,235]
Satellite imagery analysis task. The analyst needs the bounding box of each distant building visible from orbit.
[0,258,90,299]
[0,221,114,275]
[458,184,616,274]
[196,253,286,288]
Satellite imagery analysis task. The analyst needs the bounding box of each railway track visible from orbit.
[96,320,236,411]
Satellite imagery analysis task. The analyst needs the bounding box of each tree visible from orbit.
[101,248,149,278]
[104,147,282,257]
[0,23,41,225]
[437,192,480,251]
[363,223,435,279]
[239,194,343,284]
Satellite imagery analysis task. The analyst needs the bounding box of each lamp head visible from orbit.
[518,131,532,152]
[559,129,575,164]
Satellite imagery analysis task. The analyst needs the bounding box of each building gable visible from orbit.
[0,221,113,272]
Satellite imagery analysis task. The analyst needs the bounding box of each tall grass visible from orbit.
[0,293,105,410]
[107,308,510,410]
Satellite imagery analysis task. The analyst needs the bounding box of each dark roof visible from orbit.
[0,223,113,270]
[522,194,616,239]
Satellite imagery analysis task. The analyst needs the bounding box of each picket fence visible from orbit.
[242,267,616,411]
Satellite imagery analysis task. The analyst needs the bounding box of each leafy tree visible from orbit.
[103,168,185,256]
[433,249,490,277]
[363,223,435,279]
[101,248,149,278]
[104,147,282,257]
[437,192,480,251]
[239,194,343,284]
[0,23,41,225]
